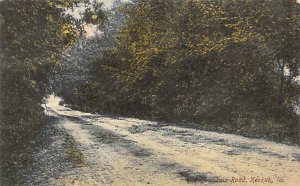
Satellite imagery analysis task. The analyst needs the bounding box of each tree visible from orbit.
[53,0,300,143]
[0,0,104,145]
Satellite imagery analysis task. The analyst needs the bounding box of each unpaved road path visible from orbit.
[45,95,300,186]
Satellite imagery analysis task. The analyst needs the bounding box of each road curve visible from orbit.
[45,95,300,186]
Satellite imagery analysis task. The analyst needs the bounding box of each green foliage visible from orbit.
[56,0,300,143]
[0,0,104,147]
[63,133,86,167]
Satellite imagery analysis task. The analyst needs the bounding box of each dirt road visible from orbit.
[44,95,300,186]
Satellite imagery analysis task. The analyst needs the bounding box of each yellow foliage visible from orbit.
[92,15,98,20]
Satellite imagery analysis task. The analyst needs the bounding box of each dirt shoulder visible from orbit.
[0,115,89,186]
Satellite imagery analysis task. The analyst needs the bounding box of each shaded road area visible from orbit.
[44,95,300,186]
[2,95,299,186]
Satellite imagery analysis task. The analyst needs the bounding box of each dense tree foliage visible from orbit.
[0,0,104,147]
[56,0,300,143]
[54,0,126,112]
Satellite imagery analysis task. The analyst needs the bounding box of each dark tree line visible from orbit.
[0,0,104,149]
[55,0,300,144]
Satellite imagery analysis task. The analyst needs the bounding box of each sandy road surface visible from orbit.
[45,95,300,186]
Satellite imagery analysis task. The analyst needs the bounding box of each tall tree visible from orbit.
[0,0,104,145]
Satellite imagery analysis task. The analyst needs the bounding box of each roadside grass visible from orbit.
[63,133,87,168]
